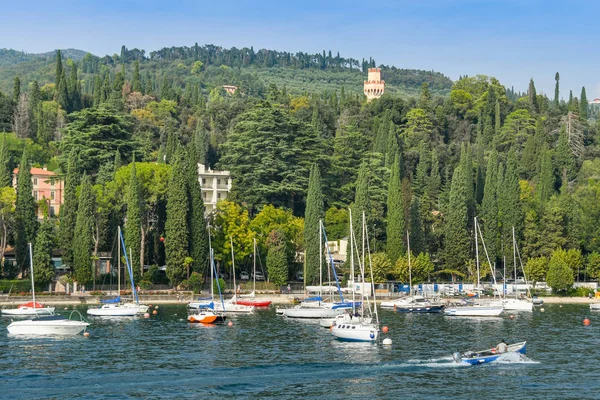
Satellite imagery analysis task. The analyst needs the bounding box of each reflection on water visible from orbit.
[0,304,598,398]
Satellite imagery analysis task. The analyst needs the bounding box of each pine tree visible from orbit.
[187,145,208,276]
[133,60,142,93]
[73,174,95,284]
[33,219,55,287]
[568,90,574,111]
[386,154,405,264]
[0,134,11,187]
[481,151,499,262]
[494,100,501,136]
[443,161,470,272]
[580,87,588,121]
[59,148,79,269]
[554,72,560,107]
[125,160,142,274]
[165,147,189,287]
[304,163,323,284]
[15,150,38,274]
[93,75,102,106]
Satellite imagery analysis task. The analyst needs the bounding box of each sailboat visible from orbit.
[188,248,227,324]
[331,210,379,342]
[190,237,255,313]
[235,238,271,307]
[380,231,445,313]
[502,227,533,311]
[7,243,90,335]
[444,217,504,317]
[87,227,146,316]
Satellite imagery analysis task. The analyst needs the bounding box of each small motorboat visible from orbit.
[453,341,527,365]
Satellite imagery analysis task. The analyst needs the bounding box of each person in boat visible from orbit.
[495,340,508,354]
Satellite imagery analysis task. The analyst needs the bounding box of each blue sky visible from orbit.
[1,0,598,98]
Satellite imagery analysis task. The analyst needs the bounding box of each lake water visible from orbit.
[1,303,599,399]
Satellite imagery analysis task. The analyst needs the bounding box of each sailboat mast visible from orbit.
[208,225,213,299]
[230,236,236,296]
[117,226,121,293]
[29,243,35,309]
[253,237,256,295]
[407,230,412,294]
[319,219,322,299]
[361,212,366,316]
[474,216,480,288]
[348,209,355,313]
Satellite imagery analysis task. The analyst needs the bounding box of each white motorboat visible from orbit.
[283,305,342,319]
[502,298,533,311]
[87,303,138,317]
[590,303,600,311]
[444,304,504,317]
[2,301,55,316]
[7,311,89,335]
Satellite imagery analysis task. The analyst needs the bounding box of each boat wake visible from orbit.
[404,352,539,367]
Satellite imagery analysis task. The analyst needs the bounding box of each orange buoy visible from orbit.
[152,310,158,315]
[382,326,389,333]
[83,331,90,338]
[583,318,591,326]
[144,312,150,318]
[228,321,233,327]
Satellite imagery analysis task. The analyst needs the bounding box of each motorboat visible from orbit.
[590,303,600,311]
[502,298,533,311]
[87,303,138,317]
[444,302,503,317]
[381,295,445,313]
[2,301,55,316]
[7,311,90,335]
[188,299,255,314]
[453,341,527,365]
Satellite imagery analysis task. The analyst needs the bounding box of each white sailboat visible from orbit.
[7,243,90,335]
[235,238,272,307]
[188,247,227,323]
[444,217,503,317]
[502,227,533,311]
[331,210,379,342]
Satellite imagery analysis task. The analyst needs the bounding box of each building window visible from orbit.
[33,178,38,185]
[33,191,38,200]
[51,191,55,200]
[202,178,206,185]
[217,179,221,185]
[50,206,55,217]
[202,192,206,199]
[217,193,221,199]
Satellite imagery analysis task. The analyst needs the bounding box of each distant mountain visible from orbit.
[34,49,89,61]
[0,48,88,67]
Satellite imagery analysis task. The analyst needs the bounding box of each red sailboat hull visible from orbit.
[235,300,271,307]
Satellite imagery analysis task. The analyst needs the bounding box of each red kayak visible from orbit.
[236,299,272,307]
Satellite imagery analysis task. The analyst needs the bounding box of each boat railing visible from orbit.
[68,310,90,324]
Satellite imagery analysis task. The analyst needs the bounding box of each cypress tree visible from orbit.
[125,160,142,274]
[409,197,425,256]
[15,150,39,273]
[304,163,324,284]
[580,87,588,120]
[385,124,400,170]
[554,72,560,107]
[500,150,524,248]
[165,147,189,287]
[93,75,102,106]
[55,50,63,86]
[68,62,81,111]
[13,76,20,104]
[568,90,573,111]
[528,78,538,113]
[57,68,69,111]
[555,127,576,182]
[414,145,430,197]
[481,151,499,262]
[187,145,208,275]
[73,174,95,284]
[33,218,55,287]
[536,147,554,203]
[425,149,441,203]
[59,148,79,269]
[494,100,501,136]
[386,154,405,264]
[0,134,11,187]
[193,122,210,166]
[114,150,122,171]
[133,60,142,93]
[443,162,470,273]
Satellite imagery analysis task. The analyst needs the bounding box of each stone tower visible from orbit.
[364,68,384,101]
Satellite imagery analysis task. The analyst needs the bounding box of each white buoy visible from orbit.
[540,308,545,312]
[144,313,150,318]
[383,338,392,345]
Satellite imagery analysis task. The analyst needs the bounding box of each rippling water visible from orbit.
[1,304,599,399]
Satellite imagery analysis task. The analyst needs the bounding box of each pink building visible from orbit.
[12,167,64,218]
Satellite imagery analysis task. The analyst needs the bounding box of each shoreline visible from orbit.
[0,294,598,306]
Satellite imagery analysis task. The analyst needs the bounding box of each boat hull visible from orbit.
[455,341,527,365]
[331,322,379,342]
[7,317,89,335]
[283,307,341,319]
[590,303,600,311]
[502,299,533,311]
[188,311,226,324]
[235,300,271,307]
[394,305,445,313]
[121,302,150,314]
[188,301,255,314]
[2,306,56,316]
[444,306,503,317]
[87,305,138,316]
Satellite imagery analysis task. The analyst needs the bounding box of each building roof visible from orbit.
[13,167,57,176]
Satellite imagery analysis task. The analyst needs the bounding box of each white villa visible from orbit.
[198,163,232,215]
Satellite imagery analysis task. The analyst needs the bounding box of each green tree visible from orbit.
[443,161,470,273]
[546,248,574,293]
[304,163,324,284]
[15,150,38,273]
[55,50,62,86]
[528,78,538,113]
[266,229,289,286]
[498,151,523,250]
[73,175,95,284]
[59,148,78,269]
[371,252,392,283]
[409,197,425,256]
[386,153,405,263]
[536,147,554,203]
[33,219,56,287]
[125,160,142,274]
[524,256,547,287]
[133,60,142,93]
[554,72,560,107]
[481,151,499,261]
[0,134,11,187]
[165,148,189,287]
[586,252,600,281]
[13,76,20,104]
[187,146,208,275]
[580,87,588,121]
